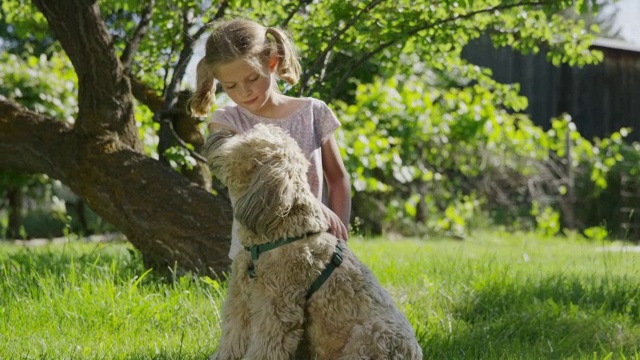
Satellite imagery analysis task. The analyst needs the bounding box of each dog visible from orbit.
[203,123,423,360]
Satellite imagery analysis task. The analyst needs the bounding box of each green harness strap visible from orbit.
[305,243,343,300]
[244,233,344,300]
[245,232,318,262]
[245,232,319,278]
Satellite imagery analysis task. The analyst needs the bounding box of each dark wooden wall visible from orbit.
[462,37,640,142]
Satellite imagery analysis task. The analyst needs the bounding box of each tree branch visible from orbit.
[32,0,141,151]
[153,0,230,166]
[323,0,553,101]
[299,0,384,94]
[281,0,313,28]
[123,2,230,169]
[0,96,75,180]
[121,0,155,71]
[130,75,164,112]
[191,0,229,41]
[163,0,229,110]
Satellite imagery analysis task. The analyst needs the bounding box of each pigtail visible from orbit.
[189,57,217,118]
[266,27,301,85]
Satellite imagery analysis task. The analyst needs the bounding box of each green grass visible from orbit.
[2,231,640,359]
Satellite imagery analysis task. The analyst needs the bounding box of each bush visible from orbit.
[336,70,634,239]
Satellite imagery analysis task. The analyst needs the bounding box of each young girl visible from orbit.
[190,19,351,260]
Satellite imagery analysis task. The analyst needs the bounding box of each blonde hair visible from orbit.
[190,19,302,117]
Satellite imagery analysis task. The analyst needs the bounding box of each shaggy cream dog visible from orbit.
[203,124,423,360]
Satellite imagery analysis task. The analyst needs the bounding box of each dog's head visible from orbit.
[202,124,327,240]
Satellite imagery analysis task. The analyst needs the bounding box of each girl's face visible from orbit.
[215,59,275,116]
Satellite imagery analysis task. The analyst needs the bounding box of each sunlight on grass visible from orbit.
[0,241,224,359]
[350,231,640,359]
[1,231,640,359]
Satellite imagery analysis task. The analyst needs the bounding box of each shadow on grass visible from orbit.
[1,241,144,274]
[422,273,640,359]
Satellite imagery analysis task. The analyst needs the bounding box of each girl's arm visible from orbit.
[321,134,351,240]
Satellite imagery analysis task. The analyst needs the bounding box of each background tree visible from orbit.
[0,0,604,275]
[561,0,622,40]
[0,5,66,238]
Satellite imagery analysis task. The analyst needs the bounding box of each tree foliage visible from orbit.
[338,71,628,236]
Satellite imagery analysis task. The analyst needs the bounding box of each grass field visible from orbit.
[1,230,640,359]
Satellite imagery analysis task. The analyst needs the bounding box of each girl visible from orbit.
[190,19,351,260]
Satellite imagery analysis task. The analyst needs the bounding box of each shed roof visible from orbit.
[590,38,640,54]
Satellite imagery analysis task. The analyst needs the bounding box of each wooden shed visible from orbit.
[462,36,640,142]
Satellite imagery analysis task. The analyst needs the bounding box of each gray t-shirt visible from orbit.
[209,97,340,259]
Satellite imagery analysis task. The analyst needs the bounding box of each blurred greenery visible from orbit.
[337,71,632,237]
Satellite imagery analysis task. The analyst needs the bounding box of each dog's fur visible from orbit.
[204,124,423,360]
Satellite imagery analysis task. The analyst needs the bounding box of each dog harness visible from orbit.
[244,232,344,300]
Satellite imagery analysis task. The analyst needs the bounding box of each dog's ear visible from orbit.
[201,129,236,182]
[233,160,298,236]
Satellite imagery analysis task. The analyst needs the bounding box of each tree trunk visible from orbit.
[0,96,233,275]
[557,63,577,230]
[6,186,24,239]
[0,0,233,276]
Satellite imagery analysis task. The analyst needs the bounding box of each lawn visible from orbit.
[1,230,640,359]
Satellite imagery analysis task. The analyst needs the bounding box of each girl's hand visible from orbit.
[321,204,349,241]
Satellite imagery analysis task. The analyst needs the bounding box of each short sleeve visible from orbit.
[208,107,238,132]
[315,100,341,144]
